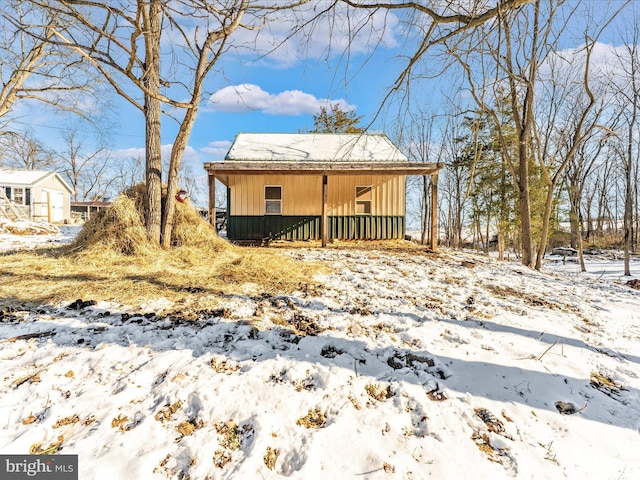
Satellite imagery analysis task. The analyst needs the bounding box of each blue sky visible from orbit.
[13,4,410,207]
[10,0,636,210]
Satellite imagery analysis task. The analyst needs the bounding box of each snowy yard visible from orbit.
[1,229,639,479]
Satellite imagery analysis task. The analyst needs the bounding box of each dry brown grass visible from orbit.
[29,435,64,455]
[263,447,279,470]
[364,383,394,402]
[0,189,319,311]
[590,371,626,396]
[176,420,201,437]
[270,238,433,254]
[214,421,242,450]
[295,408,326,429]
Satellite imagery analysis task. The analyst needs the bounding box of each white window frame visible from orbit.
[13,187,25,205]
[265,185,282,215]
[355,185,372,215]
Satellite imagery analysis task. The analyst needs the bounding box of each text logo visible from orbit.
[0,455,78,480]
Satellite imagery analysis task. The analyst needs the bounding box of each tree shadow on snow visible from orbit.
[436,316,640,366]
[2,299,639,433]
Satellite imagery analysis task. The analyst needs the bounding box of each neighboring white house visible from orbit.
[0,169,73,223]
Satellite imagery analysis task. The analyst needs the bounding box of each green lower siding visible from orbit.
[227,215,405,241]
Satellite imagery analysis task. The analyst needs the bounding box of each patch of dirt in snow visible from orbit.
[1,246,639,480]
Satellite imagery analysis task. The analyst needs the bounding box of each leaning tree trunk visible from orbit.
[161,105,198,248]
[535,185,555,270]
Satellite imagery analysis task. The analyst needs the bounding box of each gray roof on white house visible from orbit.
[225,133,408,162]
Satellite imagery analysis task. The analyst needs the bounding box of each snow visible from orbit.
[0,221,80,251]
[1,231,640,479]
[225,133,408,162]
[0,169,55,185]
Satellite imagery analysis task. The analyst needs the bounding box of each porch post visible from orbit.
[46,191,52,223]
[430,174,438,251]
[208,174,216,228]
[321,175,328,247]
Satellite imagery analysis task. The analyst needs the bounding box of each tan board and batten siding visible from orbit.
[228,174,405,217]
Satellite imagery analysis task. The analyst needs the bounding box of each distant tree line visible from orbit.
[395,1,639,274]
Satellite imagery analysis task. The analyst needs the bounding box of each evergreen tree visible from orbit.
[455,109,519,259]
[311,104,363,133]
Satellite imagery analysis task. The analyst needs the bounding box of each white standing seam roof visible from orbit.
[0,169,73,193]
[225,133,408,162]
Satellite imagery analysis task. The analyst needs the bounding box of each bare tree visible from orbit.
[399,109,446,245]
[446,1,626,269]
[612,13,640,276]
[439,119,471,249]
[32,0,310,247]
[0,0,98,130]
[0,131,55,169]
[110,154,145,198]
[445,0,555,267]
[531,35,616,270]
[337,0,536,115]
[55,125,112,201]
[564,132,608,271]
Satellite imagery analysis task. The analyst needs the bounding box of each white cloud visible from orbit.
[156,3,401,70]
[535,41,638,106]
[111,144,201,171]
[232,4,401,68]
[200,140,232,159]
[207,84,354,116]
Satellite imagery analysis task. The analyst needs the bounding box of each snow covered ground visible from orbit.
[0,223,81,251]
[1,230,639,479]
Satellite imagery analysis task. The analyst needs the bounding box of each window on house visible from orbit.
[13,187,25,205]
[355,186,372,214]
[265,186,282,214]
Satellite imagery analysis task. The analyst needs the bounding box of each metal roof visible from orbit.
[224,133,409,162]
[205,133,443,186]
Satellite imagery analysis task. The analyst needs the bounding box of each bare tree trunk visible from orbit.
[143,0,162,245]
[161,107,197,247]
[518,142,534,267]
[577,217,587,272]
[585,188,594,243]
[485,208,490,255]
[624,55,638,275]
[624,119,634,275]
[634,164,639,252]
[568,178,587,271]
[535,187,554,270]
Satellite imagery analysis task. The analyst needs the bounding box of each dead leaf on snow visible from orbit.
[296,408,326,429]
[263,447,279,470]
[53,415,79,428]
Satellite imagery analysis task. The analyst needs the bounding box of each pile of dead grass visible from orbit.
[0,188,320,310]
[70,195,153,256]
[69,186,228,256]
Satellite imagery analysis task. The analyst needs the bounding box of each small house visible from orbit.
[204,133,442,247]
[0,169,73,223]
[70,201,112,221]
